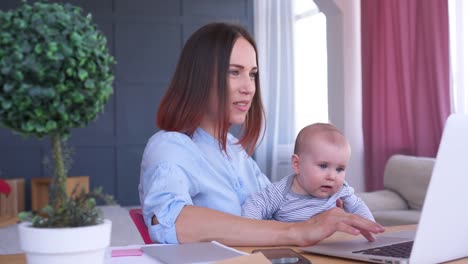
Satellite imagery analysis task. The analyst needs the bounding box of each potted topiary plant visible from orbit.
[0,1,116,263]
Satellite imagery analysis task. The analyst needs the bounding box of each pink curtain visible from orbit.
[361,0,451,191]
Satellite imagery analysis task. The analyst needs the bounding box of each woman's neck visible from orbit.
[199,119,218,139]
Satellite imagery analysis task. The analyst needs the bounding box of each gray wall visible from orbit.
[0,0,254,208]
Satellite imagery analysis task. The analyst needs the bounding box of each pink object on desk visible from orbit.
[129,208,153,244]
[111,248,143,257]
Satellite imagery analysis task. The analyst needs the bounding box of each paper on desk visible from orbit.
[111,248,143,257]
[107,242,249,264]
[106,245,163,264]
[214,252,270,264]
[141,241,247,264]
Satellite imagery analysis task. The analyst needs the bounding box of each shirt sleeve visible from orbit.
[340,183,375,221]
[241,183,283,220]
[140,162,199,243]
[139,132,201,244]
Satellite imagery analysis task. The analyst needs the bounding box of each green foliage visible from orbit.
[18,186,115,227]
[0,1,116,227]
[0,0,115,138]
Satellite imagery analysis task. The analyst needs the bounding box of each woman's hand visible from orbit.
[289,207,385,246]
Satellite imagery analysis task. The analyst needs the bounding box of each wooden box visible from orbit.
[0,178,25,217]
[31,176,89,211]
[0,179,25,227]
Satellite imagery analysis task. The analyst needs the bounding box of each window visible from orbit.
[449,0,468,113]
[293,0,328,134]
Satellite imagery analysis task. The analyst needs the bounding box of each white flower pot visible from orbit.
[18,219,112,264]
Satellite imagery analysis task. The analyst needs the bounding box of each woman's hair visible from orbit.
[157,22,265,155]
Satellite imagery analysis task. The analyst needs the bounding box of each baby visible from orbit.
[242,123,374,222]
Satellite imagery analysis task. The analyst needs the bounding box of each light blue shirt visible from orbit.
[139,128,270,243]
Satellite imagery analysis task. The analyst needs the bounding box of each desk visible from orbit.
[2,225,468,264]
[235,224,466,264]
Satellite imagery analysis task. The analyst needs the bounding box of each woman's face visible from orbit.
[201,37,257,136]
[226,37,258,125]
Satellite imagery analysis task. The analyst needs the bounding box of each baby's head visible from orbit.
[291,123,351,198]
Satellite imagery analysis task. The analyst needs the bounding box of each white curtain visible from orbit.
[449,0,468,113]
[253,0,296,181]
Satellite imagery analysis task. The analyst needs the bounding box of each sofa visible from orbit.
[357,154,435,226]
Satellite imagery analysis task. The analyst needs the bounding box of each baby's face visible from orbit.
[293,140,350,198]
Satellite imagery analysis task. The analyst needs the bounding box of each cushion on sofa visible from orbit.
[372,210,421,226]
[383,155,435,210]
[358,190,408,211]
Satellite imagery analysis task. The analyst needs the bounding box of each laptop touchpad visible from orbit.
[301,230,416,252]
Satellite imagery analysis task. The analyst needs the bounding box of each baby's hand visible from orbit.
[336,198,344,209]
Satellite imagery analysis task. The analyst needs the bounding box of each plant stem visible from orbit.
[51,133,67,210]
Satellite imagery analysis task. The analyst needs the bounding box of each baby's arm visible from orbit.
[241,183,283,220]
[340,184,375,221]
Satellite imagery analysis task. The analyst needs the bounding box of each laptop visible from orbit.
[299,113,468,264]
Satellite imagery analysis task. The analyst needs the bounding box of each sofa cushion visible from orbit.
[372,210,421,226]
[383,155,435,210]
[357,190,408,211]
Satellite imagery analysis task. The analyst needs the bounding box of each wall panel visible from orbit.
[0,0,253,207]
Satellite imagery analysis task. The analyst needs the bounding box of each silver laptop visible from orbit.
[299,113,468,264]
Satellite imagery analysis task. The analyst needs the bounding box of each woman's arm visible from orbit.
[154,205,384,247]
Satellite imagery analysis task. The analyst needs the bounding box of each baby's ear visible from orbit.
[291,154,300,173]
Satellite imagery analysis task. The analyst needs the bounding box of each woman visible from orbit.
[139,22,384,246]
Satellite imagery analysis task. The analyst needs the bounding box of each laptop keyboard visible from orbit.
[352,241,413,258]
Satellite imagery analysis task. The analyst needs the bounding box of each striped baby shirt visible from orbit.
[241,174,375,222]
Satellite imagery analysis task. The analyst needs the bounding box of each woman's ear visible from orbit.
[291,154,300,174]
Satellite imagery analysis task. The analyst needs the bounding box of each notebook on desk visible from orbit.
[299,114,468,264]
[141,241,246,264]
